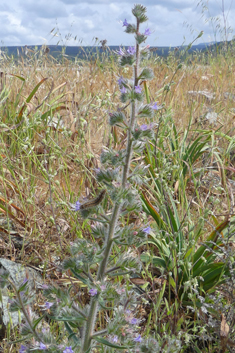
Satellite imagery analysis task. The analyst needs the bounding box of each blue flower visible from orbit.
[127,46,136,55]
[117,47,125,56]
[118,76,125,86]
[112,335,118,343]
[130,318,138,325]
[39,342,47,350]
[134,334,142,342]
[151,102,159,110]
[140,123,154,131]
[143,226,151,234]
[44,301,53,309]
[19,346,27,353]
[144,28,152,36]
[63,347,74,353]
[89,288,98,296]
[123,19,129,27]
[70,200,81,211]
[134,85,142,94]
[120,86,127,94]
[140,124,148,131]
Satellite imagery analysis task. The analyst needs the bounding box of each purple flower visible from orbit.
[140,123,154,131]
[140,124,148,131]
[135,85,142,94]
[19,346,27,353]
[123,19,129,27]
[118,76,125,86]
[100,284,106,291]
[70,200,81,211]
[134,334,142,342]
[41,284,49,289]
[23,278,28,284]
[63,347,74,353]
[112,335,118,343]
[44,301,53,309]
[39,342,47,350]
[89,288,98,296]
[143,226,151,234]
[127,46,136,55]
[144,28,152,36]
[120,86,127,94]
[117,47,125,56]
[151,102,159,110]
[130,318,138,325]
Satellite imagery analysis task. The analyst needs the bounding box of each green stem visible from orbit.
[81,19,140,353]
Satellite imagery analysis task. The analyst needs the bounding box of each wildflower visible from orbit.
[143,226,151,234]
[39,342,47,350]
[112,335,118,343]
[23,278,28,284]
[40,284,49,289]
[135,85,142,93]
[118,76,125,86]
[140,123,154,131]
[117,47,125,56]
[120,86,127,94]
[44,301,53,310]
[134,334,142,342]
[70,200,81,211]
[19,346,27,353]
[130,318,138,325]
[151,102,159,110]
[140,124,148,131]
[144,28,152,36]
[63,347,74,353]
[100,284,106,291]
[123,19,129,27]
[89,288,98,296]
[127,46,136,55]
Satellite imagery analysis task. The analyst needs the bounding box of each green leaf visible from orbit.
[17,77,48,122]
[138,68,154,81]
[64,322,80,343]
[94,337,133,349]
[193,218,229,273]
[125,24,136,33]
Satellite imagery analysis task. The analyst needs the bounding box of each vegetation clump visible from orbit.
[0,3,235,353]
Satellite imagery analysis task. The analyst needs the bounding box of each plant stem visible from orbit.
[81,22,140,353]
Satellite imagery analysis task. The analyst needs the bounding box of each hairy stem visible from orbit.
[81,21,140,353]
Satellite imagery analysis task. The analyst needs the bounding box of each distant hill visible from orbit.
[0,41,233,61]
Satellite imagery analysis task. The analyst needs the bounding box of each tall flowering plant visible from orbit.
[2,4,160,353]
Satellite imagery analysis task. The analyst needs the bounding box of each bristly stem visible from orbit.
[81,18,141,353]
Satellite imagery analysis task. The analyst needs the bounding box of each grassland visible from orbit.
[1,43,235,352]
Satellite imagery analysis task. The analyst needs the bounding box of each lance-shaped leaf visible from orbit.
[135,33,147,45]
[119,55,135,67]
[125,24,137,33]
[132,4,148,23]
[138,68,154,81]
[138,104,154,117]
[109,111,127,126]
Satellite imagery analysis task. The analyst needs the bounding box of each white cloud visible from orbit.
[0,0,234,47]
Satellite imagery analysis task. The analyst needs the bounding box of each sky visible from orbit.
[1,0,235,48]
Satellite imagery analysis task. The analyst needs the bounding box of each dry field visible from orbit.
[1,45,235,352]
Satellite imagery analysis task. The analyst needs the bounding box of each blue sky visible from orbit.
[1,0,234,47]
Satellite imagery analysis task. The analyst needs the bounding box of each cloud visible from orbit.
[21,0,68,18]
[1,0,234,47]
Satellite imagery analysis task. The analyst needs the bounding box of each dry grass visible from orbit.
[1,48,235,262]
[1,46,235,351]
